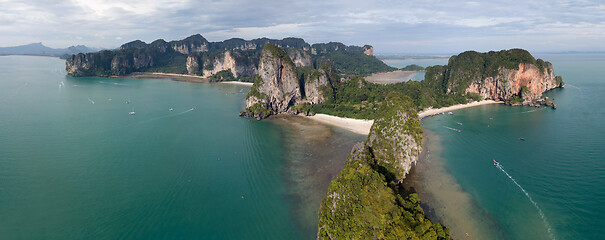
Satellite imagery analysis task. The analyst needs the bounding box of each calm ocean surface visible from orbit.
[2,54,603,239]
[392,54,605,239]
[0,55,364,239]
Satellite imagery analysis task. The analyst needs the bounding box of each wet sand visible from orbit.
[268,115,366,237]
[306,114,373,135]
[127,72,253,85]
[403,129,507,239]
[365,70,420,84]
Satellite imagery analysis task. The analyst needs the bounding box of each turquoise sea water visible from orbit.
[0,56,363,239]
[415,54,605,239]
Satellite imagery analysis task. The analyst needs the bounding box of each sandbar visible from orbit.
[365,70,420,84]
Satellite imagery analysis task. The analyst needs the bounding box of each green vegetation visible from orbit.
[555,76,564,86]
[316,50,396,76]
[401,64,425,71]
[263,43,296,69]
[425,49,549,94]
[208,70,236,82]
[246,75,266,99]
[318,95,450,240]
[244,102,271,118]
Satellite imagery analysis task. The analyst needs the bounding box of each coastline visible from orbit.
[365,70,420,84]
[418,100,503,119]
[306,114,373,135]
[306,100,502,136]
[126,72,253,85]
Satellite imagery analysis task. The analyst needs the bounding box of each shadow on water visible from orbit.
[402,129,509,240]
[268,115,367,238]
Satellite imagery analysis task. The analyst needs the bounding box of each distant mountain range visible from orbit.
[0,43,100,58]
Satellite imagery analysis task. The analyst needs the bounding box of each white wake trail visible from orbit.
[444,126,461,132]
[496,163,556,240]
[88,97,95,104]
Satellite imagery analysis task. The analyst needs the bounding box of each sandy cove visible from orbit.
[307,100,502,135]
[127,72,253,85]
[365,70,420,84]
[417,100,503,119]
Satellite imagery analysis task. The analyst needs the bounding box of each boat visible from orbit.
[169,108,174,111]
[457,122,463,125]
[448,112,453,115]
[129,107,135,115]
[519,137,526,141]
[493,159,500,166]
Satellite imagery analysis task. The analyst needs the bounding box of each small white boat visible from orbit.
[448,112,453,115]
[169,108,174,111]
[129,107,135,115]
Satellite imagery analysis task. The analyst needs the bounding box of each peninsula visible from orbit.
[65,35,564,239]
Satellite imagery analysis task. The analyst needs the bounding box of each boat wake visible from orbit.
[565,84,583,93]
[87,97,95,104]
[134,108,195,125]
[495,162,556,240]
[444,126,462,132]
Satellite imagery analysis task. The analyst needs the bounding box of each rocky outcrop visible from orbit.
[201,51,239,78]
[425,49,564,107]
[286,48,312,67]
[241,44,301,119]
[464,63,559,102]
[186,55,200,75]
[170,34,209,54]
[363,45,373,56]
[367,93,423,182]
[317,93,450,239]
[241,44,334,119]
[303,69,329,104]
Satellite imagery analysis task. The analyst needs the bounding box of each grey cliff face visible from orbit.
[287,49,312,67]
[304,69,329,104]
[186,56,200,75]
[256,47,301,113]
[366,97,422,182]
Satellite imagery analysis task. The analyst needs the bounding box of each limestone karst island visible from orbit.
[2,1,604,240]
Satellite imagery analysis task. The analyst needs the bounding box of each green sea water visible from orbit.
[0,56,364,239]
[413,54,605,239]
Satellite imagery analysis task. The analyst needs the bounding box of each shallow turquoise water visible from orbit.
[0,56,330,239]
[419,54,605,239]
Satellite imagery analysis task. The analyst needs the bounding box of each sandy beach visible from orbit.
[220,81,253,86]
[418,100,503,119]
[306,100,502,135]
[306,114,374,135]
[365,70,420,84]
[127,72,210,83]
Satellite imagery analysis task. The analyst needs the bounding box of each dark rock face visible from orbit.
[243,44,301,119]
[241,44,332,119]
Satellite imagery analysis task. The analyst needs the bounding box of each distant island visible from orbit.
[0,42,98,59]
[65,34,395,79]
[65,35,565,239]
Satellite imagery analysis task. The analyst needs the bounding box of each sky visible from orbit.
[1,0,604,54]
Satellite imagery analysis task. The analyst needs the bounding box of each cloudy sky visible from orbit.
[1,0,604,54]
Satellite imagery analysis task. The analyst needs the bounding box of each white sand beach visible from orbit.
[307,100,502,135]
[418,100,503,119]
[307,114,374,135]
[220,81,253,86]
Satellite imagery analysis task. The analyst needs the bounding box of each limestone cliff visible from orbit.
[425,49,564,106]
[464,62,560,102]
[303,69,330,104]
[286,48,312,67]
[367,93,423,182]
[240,44,334,119]
[241,44,301,119]
[317,93,450,239]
